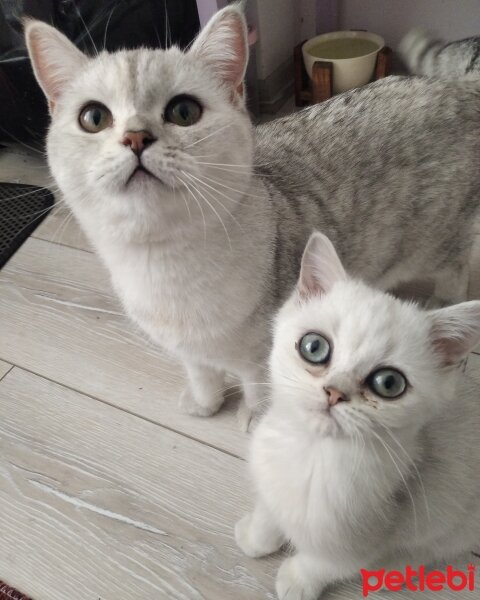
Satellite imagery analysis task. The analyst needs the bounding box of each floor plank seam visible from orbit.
[29,235,94,254]
[0,361,245,462]
[0,365,14,382]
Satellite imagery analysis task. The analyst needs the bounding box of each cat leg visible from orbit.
[179,363,225,417]
[235,501,286,558]
[237,365,270,432]
[276,553,357,600]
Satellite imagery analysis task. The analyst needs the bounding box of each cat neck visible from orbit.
[76,180,276,353]
[264,406,424,498]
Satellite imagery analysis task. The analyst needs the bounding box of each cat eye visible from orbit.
[164,95,202,127]
[367,368,407,399]
[79,103,113,133]
[298,332,331,365]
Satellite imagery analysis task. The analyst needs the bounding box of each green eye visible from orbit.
[164,95,202,127]
[367,368,407,399]
[299,333,331,365]
[79,103,113,133]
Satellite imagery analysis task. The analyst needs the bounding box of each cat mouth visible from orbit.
[126,165,163,186]
[307,405,344,432]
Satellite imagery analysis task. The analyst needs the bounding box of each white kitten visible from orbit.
[236,232,480,599]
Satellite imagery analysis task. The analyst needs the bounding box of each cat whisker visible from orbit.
[0,202,56,223]
[203,164,276,180]
[368,427,419,536]
[103,5,116,51]
[180,171,233,251]
[197,172,267,200]
[174,181,192,223]
[184,123,233,149]
[182,172,245,235]
[0,204,55,243]
[0,188,54,204]
[74,4,99,57]
[209,381,312,404]
[190,153,221,159]
[164,0,172,48]
[343,426,366,503]
[377,422,431,522]
[50,209,75,244]
[195,161,255,169]
[176,175,207,245]
[0,132,46,156]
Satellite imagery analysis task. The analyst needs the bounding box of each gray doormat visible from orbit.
[0,182,54,269]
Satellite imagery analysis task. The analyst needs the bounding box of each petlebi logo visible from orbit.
[360,565,476,596]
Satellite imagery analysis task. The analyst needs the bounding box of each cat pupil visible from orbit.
[93,110,101,125]
[310,340,320,353]
[385,375,394,389]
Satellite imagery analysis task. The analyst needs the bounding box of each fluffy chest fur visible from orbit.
[250,415,396,557]
[94,226,274,365]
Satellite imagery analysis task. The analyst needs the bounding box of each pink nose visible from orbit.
[324,386,348,406]
[121,130,156,156]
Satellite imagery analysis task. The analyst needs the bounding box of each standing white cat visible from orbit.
[236,232,480,600]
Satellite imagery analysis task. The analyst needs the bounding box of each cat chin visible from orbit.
[280,402,346,438]
[125,166,166,188]
[310,417,342,438]
[122,174,169,198]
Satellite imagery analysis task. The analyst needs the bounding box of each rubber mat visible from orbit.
[0,183,54,269]
[0,580,33,599]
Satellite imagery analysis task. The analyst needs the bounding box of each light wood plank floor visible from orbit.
[1,144,479,599]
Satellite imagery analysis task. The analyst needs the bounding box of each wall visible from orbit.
[249,0,317,111]
[196,0,309,110]
[253,0,299,80]
[337,0,480,49]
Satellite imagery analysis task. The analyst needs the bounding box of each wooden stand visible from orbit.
[294,43,392,106]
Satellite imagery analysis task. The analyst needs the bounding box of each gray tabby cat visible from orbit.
[25,5,480,421]
[400,29,480,78]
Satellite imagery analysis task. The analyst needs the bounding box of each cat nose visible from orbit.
[121,130,156,156]
[324,386,348,406]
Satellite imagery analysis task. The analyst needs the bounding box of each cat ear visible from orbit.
[190,4,248,96]
[24,19,87,110]
[298,232,347,297]
[429,301,480,366]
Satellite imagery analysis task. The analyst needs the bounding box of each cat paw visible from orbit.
[276,557,322,600]
[235,514,280,558]
[178,389,222,417]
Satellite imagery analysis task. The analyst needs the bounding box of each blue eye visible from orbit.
[368,368,407,399]
[299,333,331,365]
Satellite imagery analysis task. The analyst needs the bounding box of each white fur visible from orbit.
[236,233,480,599]
[25,6,274,419]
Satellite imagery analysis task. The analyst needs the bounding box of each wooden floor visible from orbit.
[0,143,479,600]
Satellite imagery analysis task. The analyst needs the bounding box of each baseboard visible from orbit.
[257,58,294,114]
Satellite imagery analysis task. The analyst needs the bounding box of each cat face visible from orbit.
[270,233,480,439]
[25,6,252,242]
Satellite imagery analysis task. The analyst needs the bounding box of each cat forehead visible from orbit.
[282,282,428,355]
[68,47,219,110]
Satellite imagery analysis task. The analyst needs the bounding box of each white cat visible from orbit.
[24,5,480,423]
[236,232,480,600]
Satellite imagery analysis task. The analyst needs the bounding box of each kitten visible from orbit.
[400,29,480,78]
[25,5,480,421]
[235,231,480,600]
